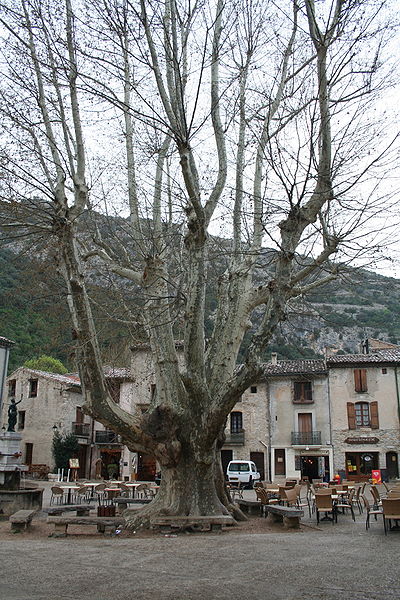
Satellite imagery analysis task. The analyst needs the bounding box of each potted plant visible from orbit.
[107,463,118,480]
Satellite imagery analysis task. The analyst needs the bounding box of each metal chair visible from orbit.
[335,488,356,521]
[362,495,383,530]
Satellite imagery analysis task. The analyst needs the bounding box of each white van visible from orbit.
[226,460,260,487]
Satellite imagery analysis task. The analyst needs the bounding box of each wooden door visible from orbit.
[298,413,312,432]
[386,451,399,480]
[274,449,286,476]
[77,445,87,479]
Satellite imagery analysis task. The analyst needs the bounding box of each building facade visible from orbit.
[1,366,135,480]
[327,350,400,482]
[3,341,399,483]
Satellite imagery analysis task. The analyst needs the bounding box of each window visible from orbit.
[354,369,367,392]
[28,379,38,398]
[230,412,243,433]
[355,402,370,427]
[25,443,33,465]
[347,401,379,430]
[150,384,157,400]
[8,379,16,397]
[382,368,387,374]
[18,411,25,430]
[293,381,313,403]
[250,386,257,393]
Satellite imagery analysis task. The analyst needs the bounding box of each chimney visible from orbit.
[324,347,338,357]
[271,352,278,365]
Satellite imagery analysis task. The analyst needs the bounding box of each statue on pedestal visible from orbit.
[7,397,22,432]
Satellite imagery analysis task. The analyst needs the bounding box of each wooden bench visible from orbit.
[9,509,37,532]
[264,505,303,529]
[150,515,236,533]
[44,504,92,516]
[47,516,126,537]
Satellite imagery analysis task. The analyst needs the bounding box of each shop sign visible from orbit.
[372,469,382,484]
[344,437,379,444]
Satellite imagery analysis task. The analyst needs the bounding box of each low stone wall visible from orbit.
[0,487,44,517]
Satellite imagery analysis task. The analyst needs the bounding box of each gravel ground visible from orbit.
[1,482,398,600]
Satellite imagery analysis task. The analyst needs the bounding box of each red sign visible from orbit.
[371,470,382,485]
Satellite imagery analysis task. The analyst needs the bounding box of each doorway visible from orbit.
[77,444,87,479]
[274,449,286,476]
[100,449,121,480]
[250,452,265,481]
[300,455,329,482]
[137,453,157,481]
[221,450,233,479]
[386,451,399,480]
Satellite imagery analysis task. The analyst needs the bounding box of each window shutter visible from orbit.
[360,369,368,392]
[370,401,379,429]
[354,369,367,392]
[354,370,361,392]
[347,402,356,429]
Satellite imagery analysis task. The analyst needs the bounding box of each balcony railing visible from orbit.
[95,430,121,445]
[72,422,90,437]
[291,431,321,445]
[225,430,245,445]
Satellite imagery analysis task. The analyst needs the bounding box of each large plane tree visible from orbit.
[0,0,398,527]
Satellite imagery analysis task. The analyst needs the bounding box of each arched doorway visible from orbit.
[386,451,399,480]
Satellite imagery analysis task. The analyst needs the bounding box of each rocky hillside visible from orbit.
[1,218,400,371]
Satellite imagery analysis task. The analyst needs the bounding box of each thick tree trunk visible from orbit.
[124,446,244,529]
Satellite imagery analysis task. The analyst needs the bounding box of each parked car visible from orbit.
[226,460,260,487]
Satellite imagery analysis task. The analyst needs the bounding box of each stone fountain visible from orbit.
[0,402,43,517]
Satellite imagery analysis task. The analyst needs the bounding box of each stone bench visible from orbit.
[150,515,236,533]
[237,499,263,515]
[114,497,151,512]
[47,515,126,537]
[9,509,37,532]
[43,504,92,516]
[264,505,303,529]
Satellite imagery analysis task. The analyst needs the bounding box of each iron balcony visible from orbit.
[72,422,90,437]
[224,430,245,445]
[291,431,321,446]
[95,430,122,445]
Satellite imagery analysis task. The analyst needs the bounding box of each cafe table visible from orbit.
[57,485,80,504]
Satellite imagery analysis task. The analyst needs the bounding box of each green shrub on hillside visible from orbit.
[24,355,68,374]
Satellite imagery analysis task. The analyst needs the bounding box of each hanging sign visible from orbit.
[344,437,379,444]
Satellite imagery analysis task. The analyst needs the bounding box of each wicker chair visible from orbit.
[315,493,337,524]
[382,498,400,535]
[50,486,65,505]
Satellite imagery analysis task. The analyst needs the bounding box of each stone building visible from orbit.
[266,357,332,482]
[3,340,399,483]
[327,349,400,482]
[1,366,134,480]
